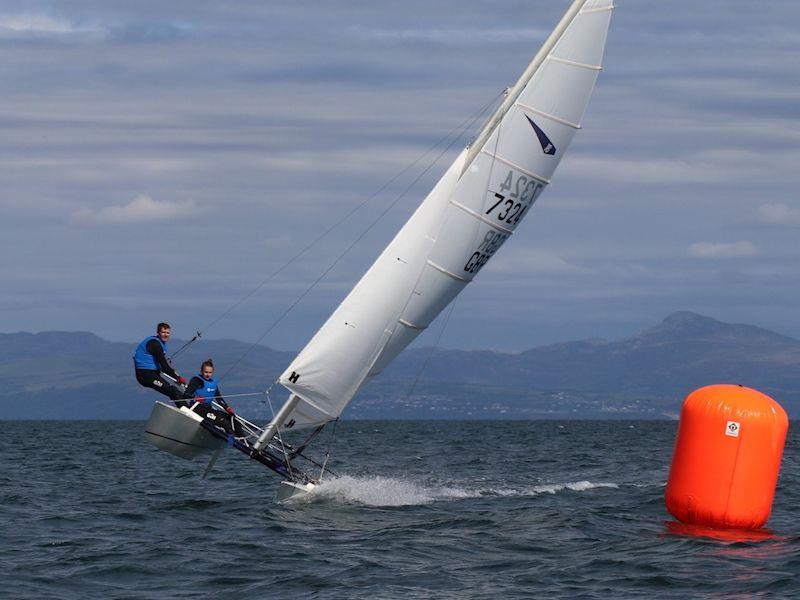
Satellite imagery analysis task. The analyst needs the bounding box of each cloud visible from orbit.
[485,250,583,275]
[0,14,74,33]
[0,13,104,39]
[758,203,800,227]
[564,156,725,185]
[3,0,800,350]
[71,195,198,225]
[351,26,549,45]
[565,148,800,186]
[687,241,757,259]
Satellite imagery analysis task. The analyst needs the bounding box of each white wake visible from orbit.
[292,475,618,507]
[301,475,473,506]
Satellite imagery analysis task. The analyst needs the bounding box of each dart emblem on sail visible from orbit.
[526,115,556,155]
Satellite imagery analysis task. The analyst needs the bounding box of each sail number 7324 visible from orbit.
[461,170,546,275]
[486,170,545,225]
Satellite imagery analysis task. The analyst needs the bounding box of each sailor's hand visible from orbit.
[226,406,235,415]
[177,376,187,385]
[194,396,204,404]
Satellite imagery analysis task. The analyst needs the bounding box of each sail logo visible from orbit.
[525,115,556,155]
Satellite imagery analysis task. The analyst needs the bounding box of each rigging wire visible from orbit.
[319,418,338,481]
[169,331,202,360]
[131,388,266,405]
[217,91,504,382]
[170,89,505,362]
[402,296,459,403]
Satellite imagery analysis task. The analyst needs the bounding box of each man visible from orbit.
[185,359,245,439]
[133,322,186,404]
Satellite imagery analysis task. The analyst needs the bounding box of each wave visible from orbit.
[291,476,619,507]
[530,481,619,494]
[297,475,473,506]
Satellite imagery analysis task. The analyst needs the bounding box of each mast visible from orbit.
[257,0,614,453]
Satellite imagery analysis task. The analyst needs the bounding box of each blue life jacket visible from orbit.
[133,336,166,371]
[193,375,218,403]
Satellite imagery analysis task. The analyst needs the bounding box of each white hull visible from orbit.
[144,401,226,460]
[275,480,317,502]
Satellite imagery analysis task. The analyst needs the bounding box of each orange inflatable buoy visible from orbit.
[665,384,788,529]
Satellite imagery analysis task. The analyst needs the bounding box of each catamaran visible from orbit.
[145,0,614,501]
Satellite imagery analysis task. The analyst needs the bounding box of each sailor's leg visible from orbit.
[136,369,184,403]
[211,408,236,434]
[192,404,233,433]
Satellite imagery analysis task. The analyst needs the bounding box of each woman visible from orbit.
[185,359,245,438]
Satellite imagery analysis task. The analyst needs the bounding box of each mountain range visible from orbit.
[2,311,798,420]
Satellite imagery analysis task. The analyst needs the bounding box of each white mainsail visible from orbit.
[264,0,614,436]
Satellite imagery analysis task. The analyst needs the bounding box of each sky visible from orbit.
[1,0,799,352]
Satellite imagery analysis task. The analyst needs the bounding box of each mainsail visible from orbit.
[256,0,614,444]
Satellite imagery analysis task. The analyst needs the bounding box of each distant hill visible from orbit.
[2,311,799,419]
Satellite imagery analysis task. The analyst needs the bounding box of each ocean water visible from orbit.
[1,420,798,599]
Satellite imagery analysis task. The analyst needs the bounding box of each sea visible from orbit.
[1,420,798,599]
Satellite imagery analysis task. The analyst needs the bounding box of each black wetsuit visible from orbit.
[184,376,244,436]
[134,339,185,404]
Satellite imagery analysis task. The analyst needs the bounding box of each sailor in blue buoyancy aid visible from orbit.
[133,322,186,404]
[184,359,245,437]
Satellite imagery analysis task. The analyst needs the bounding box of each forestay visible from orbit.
[273,0,614,430]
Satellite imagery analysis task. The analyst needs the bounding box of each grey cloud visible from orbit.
[349,26,551,45]
[0,12,105,40]
[687,241,758,260]
[758,203,800,228]
[70,194,200,225]
[2,0,799,350]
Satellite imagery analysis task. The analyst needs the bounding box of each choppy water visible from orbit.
[1,420,798,599]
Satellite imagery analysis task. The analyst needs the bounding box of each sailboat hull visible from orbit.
[144,401,226,460]
[275,480,317,502]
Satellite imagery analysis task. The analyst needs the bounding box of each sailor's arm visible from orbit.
[183,377,203,399]
[215,386,229,410]
[146,338,178,379]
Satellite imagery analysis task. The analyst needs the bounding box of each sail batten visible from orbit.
[548,55,603,71]
[270,0,613,431]
[426,259,471,282]
[479,149,551,183]
[515,103,582,130]
[398,318,426,331]
[449,199,517,235]
[581,5,615,14]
